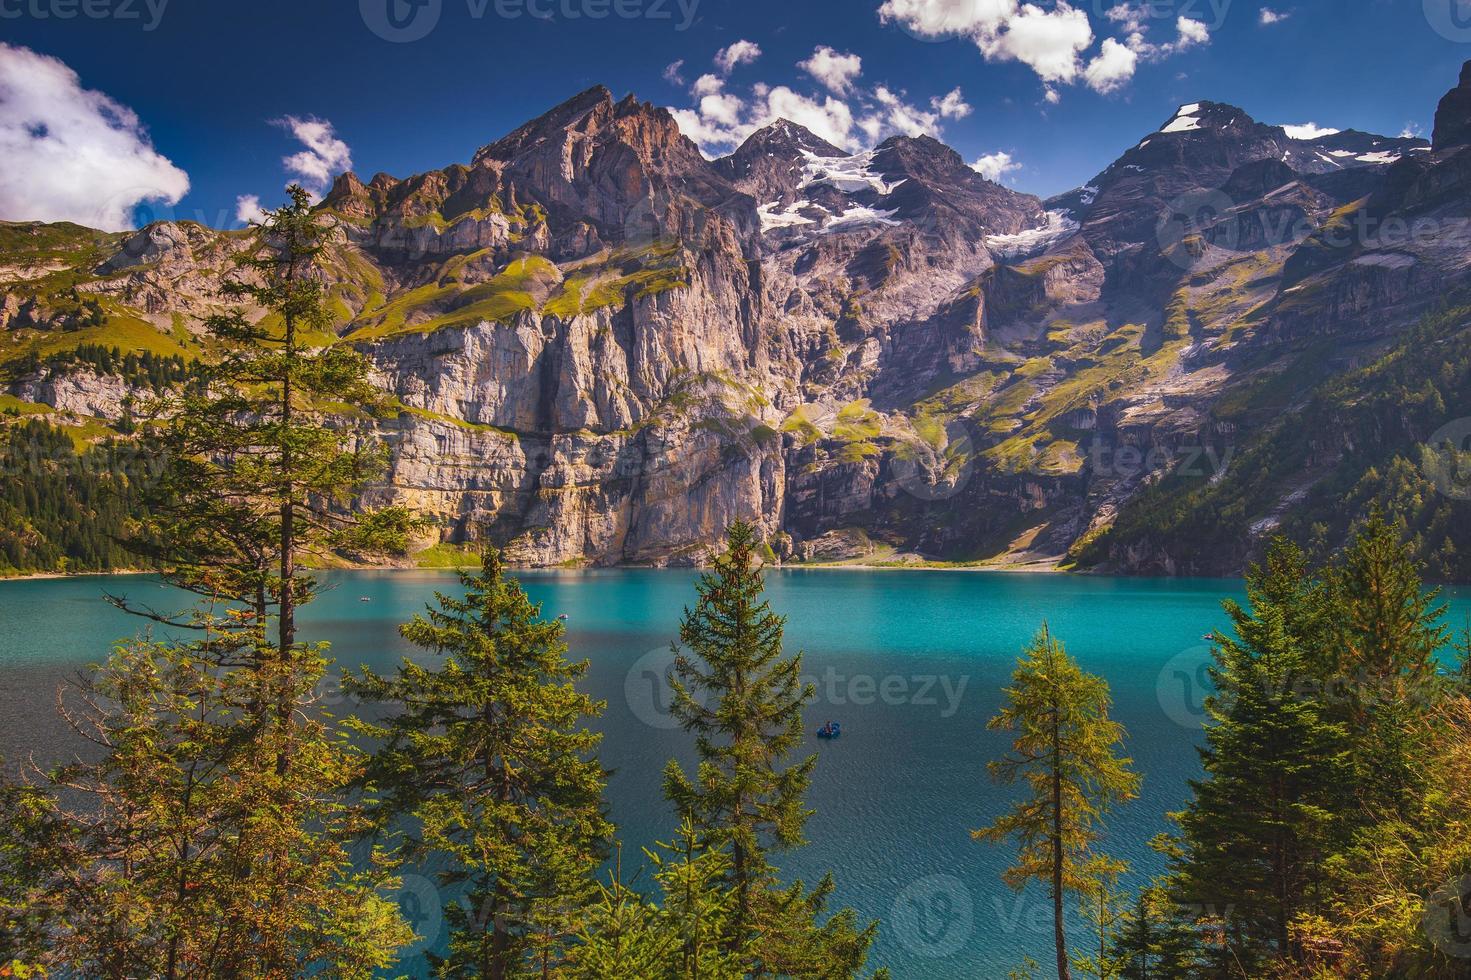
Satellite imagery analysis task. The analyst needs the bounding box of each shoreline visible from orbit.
[0,558,1219,582]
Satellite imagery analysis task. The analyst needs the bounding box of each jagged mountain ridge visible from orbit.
[2,67,1468,573]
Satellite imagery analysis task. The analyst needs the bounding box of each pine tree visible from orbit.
[6,189,420,977]
[662,520,880,975]
[974,624,1140,980]
[350,549,611,979]
[562,869,670,979]
[1168,542,1352,973]
[1105,887,1197,980]
[645,819,745,979]
[125,184,416,639]
[1324,514,1448,817]
[662,520,815,940]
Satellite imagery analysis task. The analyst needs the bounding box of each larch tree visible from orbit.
[975,624,1140,980]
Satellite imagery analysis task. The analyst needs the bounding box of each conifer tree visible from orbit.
[975,624,1140,980]
[1324,514,1448,816]
[1104,887,1197,980]
[13,636,411,978]
[662,520,815,939]
[662,520,880,974]
[350,549,611,979]
[126,184,415,640]
[1168,542,1352,972]
[8,189,419,977]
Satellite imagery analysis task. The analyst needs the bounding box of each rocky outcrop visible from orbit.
[1434,60,1471,151]
[13,369,144,418]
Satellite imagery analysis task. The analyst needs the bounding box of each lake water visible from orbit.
[2,569,1466,977]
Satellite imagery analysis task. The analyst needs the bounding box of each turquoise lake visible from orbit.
[2,569,1467,977]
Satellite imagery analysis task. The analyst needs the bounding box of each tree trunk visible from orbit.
[1053,707,1070,980]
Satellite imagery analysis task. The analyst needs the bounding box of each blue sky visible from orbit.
[1,0,1467,230]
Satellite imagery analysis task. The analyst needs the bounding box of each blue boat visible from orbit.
[816,721,842,739]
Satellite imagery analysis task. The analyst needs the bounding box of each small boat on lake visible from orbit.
[816,721,842,739]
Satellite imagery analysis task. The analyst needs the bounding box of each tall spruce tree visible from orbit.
[125,183,414,643]
[662,520,879,975]
[1324,514,1448,817]
[350,549,611,979]
[663,520,815,938]
[975,624,1140,980]
[1168,540,1352,972]
[563,822,745,980]
[7,188,419,977]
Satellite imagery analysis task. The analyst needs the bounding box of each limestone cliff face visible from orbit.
[7,71,1471,572]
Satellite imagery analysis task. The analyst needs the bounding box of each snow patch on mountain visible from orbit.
[984,210,1079,259]
[798,150,905,196]
[822,205,901,233]
[758,201,816,231]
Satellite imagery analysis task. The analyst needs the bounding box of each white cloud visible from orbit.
[765,87,857,147]
[715,39,762,74]
[799,46,864,96]
[971,150,1020,181]
[663,59,686,85]
[880,0,1216,100]
[1084,36,1137,93]
[870,85,943,138]
[975,2,1094,85]
[1400,123,1424,139]
[0,43,189,232]
[931,86,972,119]
[234,194,268,225]
[1282,122,1340,141]
[275,116,352,198]
[877,0,1016,39]
[670,69,966,154]
[670,107,736,149]
[692,73,725,98]
[1259,7,1288,24]
[1175,16,1209,47]
[698,91,746,128]
[881,0,1094,85]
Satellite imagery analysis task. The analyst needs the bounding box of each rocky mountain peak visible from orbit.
[1153,100,1256,136]
[471,84,616,164]
[712,119,847,202]
[1434,60,1471,151]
